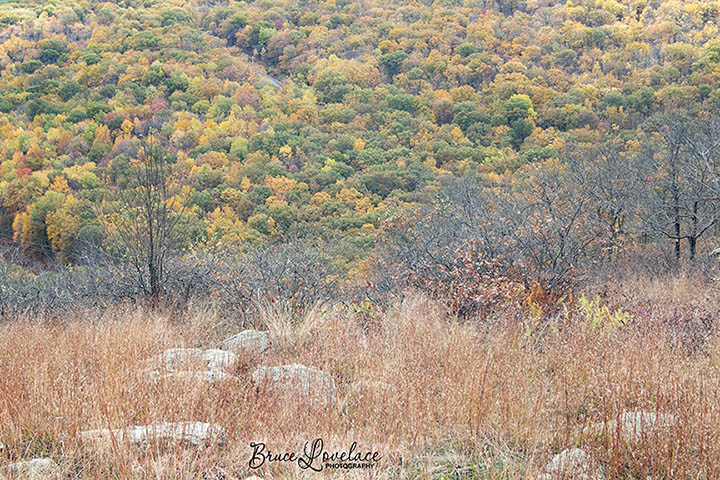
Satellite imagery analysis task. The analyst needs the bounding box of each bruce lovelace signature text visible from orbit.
[249,438,382,471]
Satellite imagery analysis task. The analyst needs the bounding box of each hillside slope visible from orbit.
[0,0,719,262]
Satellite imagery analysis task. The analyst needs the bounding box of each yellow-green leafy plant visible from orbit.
[576,295,633,334]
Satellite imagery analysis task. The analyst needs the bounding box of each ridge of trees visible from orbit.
[1,0,720,311]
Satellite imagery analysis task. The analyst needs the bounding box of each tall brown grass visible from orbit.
[1,273,720,479]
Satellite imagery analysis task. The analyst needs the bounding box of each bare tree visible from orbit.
[215,235,341,323]
[98,133,182,304]
[677,113,720,258]
[640,112,720,261]
[566,137,643,254]
[510,160,604,293]
[378,165,605,316]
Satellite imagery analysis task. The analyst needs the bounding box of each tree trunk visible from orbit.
[674,210,681,262]
[689,200,699,261]
[672,153,681,263]
[689,236,696,260]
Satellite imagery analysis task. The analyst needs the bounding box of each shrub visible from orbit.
[377,170,604,317]
[214,236,341,322]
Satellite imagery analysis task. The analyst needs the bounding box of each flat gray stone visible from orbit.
[143,348,237,372]
[252,364,336,406]
[143,369,238,384]
[219,330,269,357]
[584,411,675,443]
[1,458,58,479]
[81,422,225,447]
[539,448,604,480]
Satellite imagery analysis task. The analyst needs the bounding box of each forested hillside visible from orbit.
[2,0,720,265]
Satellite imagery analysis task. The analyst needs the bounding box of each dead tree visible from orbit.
[98,133,182,304]
[565,137,642,255]
[641,112,720,261]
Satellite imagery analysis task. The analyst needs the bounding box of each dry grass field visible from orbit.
[1,273,720,479]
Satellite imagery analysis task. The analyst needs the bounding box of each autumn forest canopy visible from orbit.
[2,0,720,315]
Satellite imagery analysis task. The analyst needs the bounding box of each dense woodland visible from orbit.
[2,0,720,314]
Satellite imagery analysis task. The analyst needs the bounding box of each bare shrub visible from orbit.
[378,164,605,317]
[214,236,342,324]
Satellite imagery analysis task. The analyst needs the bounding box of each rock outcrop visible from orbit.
[141,348,238,385]
[539,448,604,480]
[252,364,336,406]
[1,458,58,479]
[144,369,238,384]
[584,411,676,443]
[143,348,237,372]
[219,330,269,358]
[81,422,225,448]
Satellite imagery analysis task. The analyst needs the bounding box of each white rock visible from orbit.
[81,422,225,447]
[584,411,675,443]
[1,458,58,479]
[201,349,238,371]
[244,477,264,480]
[219,330,269,357]
[143,348,237,372]
[540,448,604,480]
[710,247,720,257]
[143,369,239,384]
[252,364,336,406]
